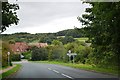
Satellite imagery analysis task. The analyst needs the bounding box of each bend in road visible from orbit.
[8,62,118,80]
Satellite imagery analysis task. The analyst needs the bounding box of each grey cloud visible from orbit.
[3,2,90,34]
[17,2,88,28]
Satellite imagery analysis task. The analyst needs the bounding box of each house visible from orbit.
[10,42,48,54]
[10,42,29,54]
[28,43,48,48]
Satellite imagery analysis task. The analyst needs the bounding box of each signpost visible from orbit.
[67,50,71,62]
[67,50,77,63]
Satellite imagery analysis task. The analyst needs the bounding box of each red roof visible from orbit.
[10,42,29,53]
[29,43,48,48]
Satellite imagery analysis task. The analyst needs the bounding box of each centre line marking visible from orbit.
[48,68,52,70]
[61,73,73,79]
[53,70,59,73]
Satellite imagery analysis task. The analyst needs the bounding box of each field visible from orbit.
[74,37,88,42]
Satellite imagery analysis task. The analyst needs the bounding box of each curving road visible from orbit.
[7,61,118,80]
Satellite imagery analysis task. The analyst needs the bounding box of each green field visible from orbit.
[32,61,118,76]
[74,37,88,42]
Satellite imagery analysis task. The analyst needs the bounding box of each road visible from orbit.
[7,61,118,80]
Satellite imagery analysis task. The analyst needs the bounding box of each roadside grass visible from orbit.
[32,61,118,76]
[74,37,88,42]
[2,64,21,78]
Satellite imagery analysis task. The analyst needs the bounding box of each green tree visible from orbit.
[47,43,67,61]
[46,45,53,61]
[1,2,19,33]
[31,47,48,61]
[52,40,62,46]
[64,41,91,63]
[56,28,85,38]
[39,36,51,44]
[9,40,15,44]
[50,46,66,61]
[78,2,120,68]
[65,29,82,38]
[22,51,31,60]
[11,54,21,61]
[2,41,13,67]
[61,36,75,44]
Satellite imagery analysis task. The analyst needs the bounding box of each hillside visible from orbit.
[1,28,87,44]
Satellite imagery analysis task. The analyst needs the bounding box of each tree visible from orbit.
[52,40,62,46]
[22,51,31,60]
[50,45,66,61]
[9,40,15,44]
[2,41,13,67]
[11,54,21,61]
[39,36,51,44]
[31,47,48,61]
[78,2,120,68]
[56,28,85,38]
[65,29,82,38]
[1,2,19,33]
[62,36,75,44]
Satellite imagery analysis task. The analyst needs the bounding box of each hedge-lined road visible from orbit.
[10,62,117,79]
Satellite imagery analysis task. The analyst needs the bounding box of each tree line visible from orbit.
[1,28,86,44]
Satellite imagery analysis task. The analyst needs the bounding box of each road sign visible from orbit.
[67,50,77,63]
[67,53,77,56]
[70,53,77,55]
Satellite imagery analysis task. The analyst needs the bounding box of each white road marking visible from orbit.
[53,70,59,73]
[48,68,52,70]
[61,73,73,79]
[48,68,73,79]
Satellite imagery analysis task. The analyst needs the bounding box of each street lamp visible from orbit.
[7,52,10,66]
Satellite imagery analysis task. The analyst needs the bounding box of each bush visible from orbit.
[31,47,48,61]
[64,41,92,64]
[60,36,75,44]
[47,44,67,62]
[51,46,65,60]
[11,54,21,61]
[22,51,31,60]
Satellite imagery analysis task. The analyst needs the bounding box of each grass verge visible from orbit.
[2,64,22,78]
[31,61,118,76]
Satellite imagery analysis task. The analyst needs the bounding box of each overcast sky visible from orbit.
[3,0,90,34]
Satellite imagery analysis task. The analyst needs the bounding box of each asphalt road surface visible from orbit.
[7,61,118,80]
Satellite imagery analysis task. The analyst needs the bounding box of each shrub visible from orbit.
[11,54,21,61]
[31,47,48,61]
[22,51,31,60]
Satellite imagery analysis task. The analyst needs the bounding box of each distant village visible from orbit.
[10,42,48,54]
